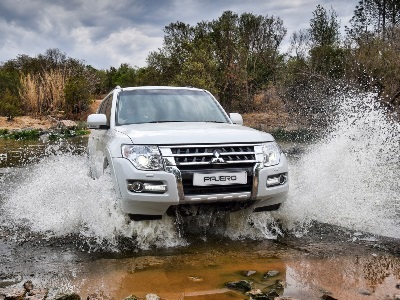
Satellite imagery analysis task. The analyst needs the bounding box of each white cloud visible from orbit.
[0,0,355,69]
[68,26,163,68]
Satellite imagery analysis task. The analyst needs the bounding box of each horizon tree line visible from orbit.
[0,1,399,122]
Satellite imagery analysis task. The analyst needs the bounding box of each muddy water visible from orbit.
[0,91,400,299]
[0,225,399,299]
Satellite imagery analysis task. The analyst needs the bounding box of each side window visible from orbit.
[98,94,113,126]
[104,95,112,126]
[98,101,105,114]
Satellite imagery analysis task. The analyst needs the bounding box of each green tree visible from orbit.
[145,11,286,113]
[344,1,400,108]
[0,69,22,120]
[210,11,286,111]
[146,22,195,86]
[172,21,218,94]
[64,76,92,116]
[308,5,344,78]
[112,63,137,87]
[283,5,345,127]
[347,0,400,40]
[309,5,340,47]
[0,89,22,121]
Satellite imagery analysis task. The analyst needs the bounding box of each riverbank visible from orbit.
[0,223,399,300]
[0,113,296,132]
[0,116,54,131]
[0,96,299,133]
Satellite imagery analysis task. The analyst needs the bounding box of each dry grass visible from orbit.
[0,116,54,130]
[20,70,66,117]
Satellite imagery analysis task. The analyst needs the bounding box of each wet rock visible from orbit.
[23,281,34,292]
[249,294,270,299]
[25,288,48,300]
[123,295,138,300]
[243,270,257,277]
[225,280,253,292]
[145,294,160,300]
[0,282,18,289]
[0,275,21,289]
[245,289,269,300]
[358,289,372,296]
[0,287,24,300]
[276,280,285,289]
[87,292,113,300]
[57,120,78,129]
[263,270,280,278]
[55,293,81,300]
[266,290,280,298]
[188,276,203,282]
[265,280,285,291]
[321,295,338,300]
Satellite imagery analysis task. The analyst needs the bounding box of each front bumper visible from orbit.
[111,153,289,216]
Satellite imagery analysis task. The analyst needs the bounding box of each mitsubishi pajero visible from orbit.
[87,86,288,220]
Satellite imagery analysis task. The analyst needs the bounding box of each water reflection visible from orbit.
[284,251,400,299]
[16,241,395,300]
[0,137,87,169]
[69,242,288,300]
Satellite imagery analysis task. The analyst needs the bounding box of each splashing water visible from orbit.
[0,146,278,250]
[279,91,400,238]
[0,150,186,251]
[1,89,398,250]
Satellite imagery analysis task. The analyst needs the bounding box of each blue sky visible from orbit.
[0,0,356,69]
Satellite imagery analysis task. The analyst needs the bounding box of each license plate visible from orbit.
[193,172,247,186]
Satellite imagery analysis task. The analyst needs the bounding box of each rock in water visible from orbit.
[55,293,81,300]
[225,280,253,292]
[23,281,34,292]
[263,270,280,278]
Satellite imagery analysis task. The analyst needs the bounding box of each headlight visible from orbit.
[121,145,163,170]
[262,142,281,167]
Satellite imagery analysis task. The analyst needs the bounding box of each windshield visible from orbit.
[116,89,229,125]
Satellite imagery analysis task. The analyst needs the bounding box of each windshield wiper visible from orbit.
[147,120,187,123]
[147,120,227,123]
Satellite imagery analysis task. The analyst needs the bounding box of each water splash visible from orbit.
[1,89,398,249]
[0,145,278,250]
[280,91,400,238]
[0,151,186,251]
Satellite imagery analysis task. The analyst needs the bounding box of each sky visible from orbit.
[0,0,356,70]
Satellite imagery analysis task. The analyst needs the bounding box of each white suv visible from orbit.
[87,86,288,221]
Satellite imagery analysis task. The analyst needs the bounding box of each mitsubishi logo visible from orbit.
[211,149,225,163]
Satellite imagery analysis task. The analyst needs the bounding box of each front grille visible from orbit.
[171,145,256,166]
[165,144,258,196]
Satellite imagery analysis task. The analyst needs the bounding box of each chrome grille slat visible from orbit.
[170,160,258,166]
[172,151,254,157]
[164,144,259,197]
[170,144,256,166]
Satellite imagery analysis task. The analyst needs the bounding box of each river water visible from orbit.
[0,92,399,299]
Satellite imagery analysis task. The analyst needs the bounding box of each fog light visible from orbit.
[127,181,167,193]
[128,181,144,192]
[279,174,287,184]
[266,174,287,187]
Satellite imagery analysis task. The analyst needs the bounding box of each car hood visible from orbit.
[115,122,274,145]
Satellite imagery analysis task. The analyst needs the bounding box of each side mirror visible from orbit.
[87,114,108,129]
[229,113,243,125]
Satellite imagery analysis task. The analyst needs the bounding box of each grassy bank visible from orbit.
[0,128,90,140]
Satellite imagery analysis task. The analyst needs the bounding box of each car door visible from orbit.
[88,94,114,178]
